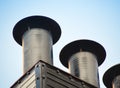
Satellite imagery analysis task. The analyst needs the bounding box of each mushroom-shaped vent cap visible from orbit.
[59,39,106,68]
[13,16,61,45]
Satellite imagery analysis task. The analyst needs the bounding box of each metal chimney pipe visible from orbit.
[103,64,120,88]
[59,39,106,87]
[13,16,61,73]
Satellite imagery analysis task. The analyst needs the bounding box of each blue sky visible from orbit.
[0,0,120,88]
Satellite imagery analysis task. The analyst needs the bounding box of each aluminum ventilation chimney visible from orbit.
[103,64,120,88]
[59,39,106,87]
[13,16,61,73]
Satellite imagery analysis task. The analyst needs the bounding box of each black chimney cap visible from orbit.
[13,16,61,45]
[59,39,106,68]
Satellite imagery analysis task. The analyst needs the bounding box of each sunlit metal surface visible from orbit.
[69,52,99,87]
[11,60,97,88]
[12,68,36,88]
[60,39,106,88]
[12,16,61,74]
[23,28,53,73]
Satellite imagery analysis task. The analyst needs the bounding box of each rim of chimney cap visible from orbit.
[59,39,106,68]
[13,15,61,45]
[103,64,120,88]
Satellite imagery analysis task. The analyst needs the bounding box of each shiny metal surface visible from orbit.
[11,60,97,88]
[12,69,36,88]
[112,75,120,88]
[22,28,53,73]
[69,52,99,87]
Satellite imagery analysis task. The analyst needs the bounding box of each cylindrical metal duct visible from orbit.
[22,28,53,72]
[13,16,61,73]
[69,52,99,87]
[103,64,120,88]
[59,39,106,87]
